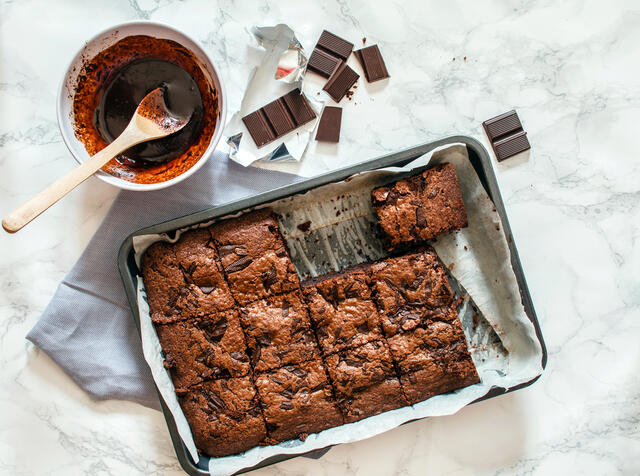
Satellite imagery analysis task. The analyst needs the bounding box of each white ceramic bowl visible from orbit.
[57,21,227,191]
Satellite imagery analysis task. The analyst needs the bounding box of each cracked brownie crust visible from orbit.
[240,291,320,372]
[301,266,383,354]
[141,231,235,324]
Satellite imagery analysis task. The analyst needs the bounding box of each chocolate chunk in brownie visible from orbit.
[210,209,300,305]
[324,340,407,422]
[156,310,250,390]
[371,163,467,251]
[371,249,456,337]
[255,360,343,442]
[301,265,383,355]
[178,377,266,457]
[240,291,320,372]
[141,229,235,324]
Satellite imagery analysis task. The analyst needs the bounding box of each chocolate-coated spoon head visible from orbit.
[132,87,192,139]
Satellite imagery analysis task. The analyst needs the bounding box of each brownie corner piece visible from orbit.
[338,378,407,423]
[400,353,480,405]
[179,377,266,457]
[388,322,480,405]
[211,209,300,305]
[255,359,343,442]
[371,249,456,336]
[140,234,235,324]
[371,163,467,250]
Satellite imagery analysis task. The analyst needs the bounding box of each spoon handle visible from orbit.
[2,133,139,233]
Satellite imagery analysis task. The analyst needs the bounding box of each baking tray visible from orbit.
[118,135,547,475]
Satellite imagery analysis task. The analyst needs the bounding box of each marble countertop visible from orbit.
[1,0,639,474]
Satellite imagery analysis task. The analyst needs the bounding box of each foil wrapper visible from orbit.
[224,25,318,165]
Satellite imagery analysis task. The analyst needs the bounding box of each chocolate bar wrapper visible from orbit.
[224,25,320,166]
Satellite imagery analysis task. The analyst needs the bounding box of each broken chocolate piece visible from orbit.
[323,62,359,102]
[307,30,354,78]
[482,110,531,162]
[493,130,531,161]
[354,45,389,82]
[315,106,342,142]
[317,30,354,60]
[308,48,341,78]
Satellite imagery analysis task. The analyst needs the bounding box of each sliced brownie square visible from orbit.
[370,249,457,337]
[178,377,266,457]
[371,163,467,251]
[324,340,407,423]
[155,309,250,390]
[210,209,300,305]
[301,264,383,355]
[387,321,479,405]
[240,291,320,372]
[255,359,343,442]
[141,229,235,324]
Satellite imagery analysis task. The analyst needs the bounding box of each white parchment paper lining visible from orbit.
[132,143,543,476]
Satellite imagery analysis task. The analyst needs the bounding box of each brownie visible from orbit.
[386,315,479,404]
[178,377,266,457]
[301,265,383,354]
[399,342,480,404]
[141,229,236,324]
[255,360,343,442]
[240,291,320,372]
[156,310,250,390]
[370,249,457,337]
[371,163,468,251]
[210,209,300,305]
[324,341,407,423]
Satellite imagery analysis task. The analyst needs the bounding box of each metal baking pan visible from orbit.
[118,135,547,475]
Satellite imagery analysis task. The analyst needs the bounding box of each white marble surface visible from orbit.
[1,0,639,475]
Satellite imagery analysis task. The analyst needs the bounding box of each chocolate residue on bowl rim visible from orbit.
[72,35,219,185]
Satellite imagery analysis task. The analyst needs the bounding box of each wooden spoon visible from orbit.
[2,87,191,233]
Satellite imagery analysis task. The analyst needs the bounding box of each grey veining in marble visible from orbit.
[1,0,639,474]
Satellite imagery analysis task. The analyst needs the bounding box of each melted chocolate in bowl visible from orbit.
[72,35,218,184]
[95,59,204,166]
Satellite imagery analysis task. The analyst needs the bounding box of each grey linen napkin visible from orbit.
[27,152,303,409]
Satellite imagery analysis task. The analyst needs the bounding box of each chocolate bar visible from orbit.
[308,48,341,78]
[242,89,317,148]
[315,106,342,142]
[482,110,531,161]
[323,62,359,102]
[354,45,389,82]
[307,30,354,78]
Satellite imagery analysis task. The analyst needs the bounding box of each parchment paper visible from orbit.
[132,143,543,476]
